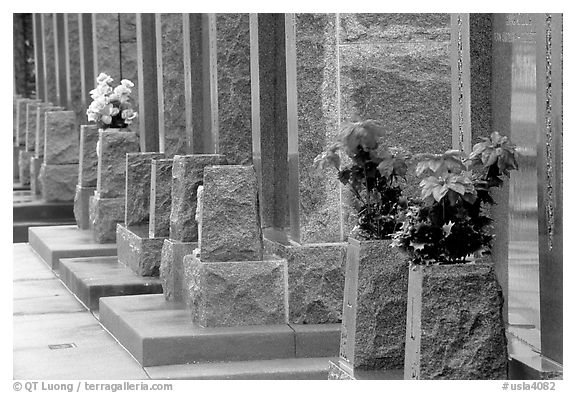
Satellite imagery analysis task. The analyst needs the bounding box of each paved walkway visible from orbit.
[13,243,148,379]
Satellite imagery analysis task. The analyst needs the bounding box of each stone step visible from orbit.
[145,357,336,380]
[13,196,74,222]
[28,225,117,269]
[100,294,340,367]
[13,220,77,243]
[59,256,163,311]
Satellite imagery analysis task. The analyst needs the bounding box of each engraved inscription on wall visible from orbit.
[493,14,536,43]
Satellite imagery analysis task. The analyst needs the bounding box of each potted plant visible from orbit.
[315,119,411,378]
[392,132,518,379]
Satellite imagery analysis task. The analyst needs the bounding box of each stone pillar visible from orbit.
[54,13,68,108]
[42,13,57,104]
[79,13,95,110]
[24,101,44,191]
[32,14,45,103]
[119,13,139,132]
[92,13,121,82]
[31,104,63,195]
[16,98,39,185]
[183,165,288,328]
[39,111,79,201]
[65,13,84,126]
[73,124,99,229]
[149,158,173,238]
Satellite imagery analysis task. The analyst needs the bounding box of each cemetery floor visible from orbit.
[13,243,149,379]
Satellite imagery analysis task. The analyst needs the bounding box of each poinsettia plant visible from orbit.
[392,132,519,265]
[314,119,410,240]
[86,72,138,129]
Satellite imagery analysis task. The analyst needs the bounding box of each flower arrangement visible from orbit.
[391,132,519,265]
[314,119,410,240]
[86,72,138,129]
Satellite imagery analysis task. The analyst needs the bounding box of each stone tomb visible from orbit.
[160,154,227,302]
[38,111,79,202]
[90,129,140,243]
[184,165,288,328]
[73,125,99,229]
[116,152,165,277]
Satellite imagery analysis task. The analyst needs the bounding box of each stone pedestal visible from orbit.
[25,101,43,152]
[78,125,100,187]
[116,224,165,277]
[30,156,43,195]
[74,185,95,230]
[96,129,140,198]
[125,152,165,226]
[159,239,196,302]
[39,163,78,202]
[18,150,33,185]
[35,105,63,158]
[90,194,124,243]
[338,238,409,375]
[16,98,38,147]
[149,159,173,238]
[404,262,507,380]
[44,111,79,164]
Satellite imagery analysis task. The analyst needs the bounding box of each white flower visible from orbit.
[101,115,112,124]
[121,79,134,88]
[96,73,113,84]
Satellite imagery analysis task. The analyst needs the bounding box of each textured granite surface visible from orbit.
[149,159,173,238]
[159,239,196,302]
[97,129,140,198]
[44,111,78,164]
[16,98,36,146]
[119,13,139,132]
[169,154,227,242]
[25,101,41,151]
[200,165,263,262]
[35,105,63,158]
[91,194,125,243]
[216,13,252,165]
[339,239,409,371]
[66,13,84,126]
[125,152,165,226]
[117,224,165,277]
[78,125,100,187]
[185,254,288,327]
[30,156,43,195]
[42,13,58,104]
[74,185,95,230]
[157,13,187,157]
[39,163,78,202]
[93,14,121,82]
[18,150,33,185]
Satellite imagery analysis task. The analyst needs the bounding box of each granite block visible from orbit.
[117,224,166,277]
[405,263,508,380]
[97,129,140,198]
[39,163,79,202]
[25,101,41,151]
[169,154,227,242]
[93,14,121,82]
[159,239,196,302]
[78,124,100,187]
[42,13,58,104]
[339,238,409,372]
[74,185,95,230]
[185,254,288,327]
[125,152,165,226]
[30,156,43,195]
[200,165,263,262]
[91,194,125,243]
[66,13,84,126]
[44,110,79,164]
[16,98,36,146]
[149,159,173,238]
[18,150,33,185]
[35,105,63,158]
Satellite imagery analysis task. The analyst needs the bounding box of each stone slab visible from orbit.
[73,185,95,230]
[339,238,409,372]
[169,154,227,242]
[78,124,99,187]
[39,163,78,202]
[59,256,162,311]
[29,156,43,195]
[28,225,117,270]
[44,111,79,164]
[149,159,173,238]
[159,239,197,302]
[97,129,140,198]
[90,194,125,243]
[327,360,404,380]
[35,105,63,158]
[25,101,42,151]
[18,150,33,185]
[291,323,341,358]
[200,165,263,262]
[185,254,288,327]
[16,98,37,146]
[404,262,508,380]
[125,152,165,226]
[99,294,295,367]
[265,239,346,324]
[116,224,166,277]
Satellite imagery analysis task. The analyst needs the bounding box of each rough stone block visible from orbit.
[265,239,346,324]
[78,125,100,187]
[18,150,33,185]
[200,165,263,262]
[117,224,166,277]
[169,154,227,242]
[39,163,79,202]
[405,263,508,380]
[74,185,95,230]
[97,129,140,198]
[159,239,196,302]
[91,194,125,243]
[184,254,288,327]
[35,105,63,158]
[16,98,37,146]
[44,111,79,164]
[149,159,173,238]
[339,238,409,372]
[125,152,165,226]
[30,156,43,195]
[25,101,42,152]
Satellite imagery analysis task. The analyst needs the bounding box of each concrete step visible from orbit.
[28,225,117,270]
[59,256,163,311]
[14,220,77,243]
[100,294,340,367]
[145,357,336,380]
[13,196,74,222]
